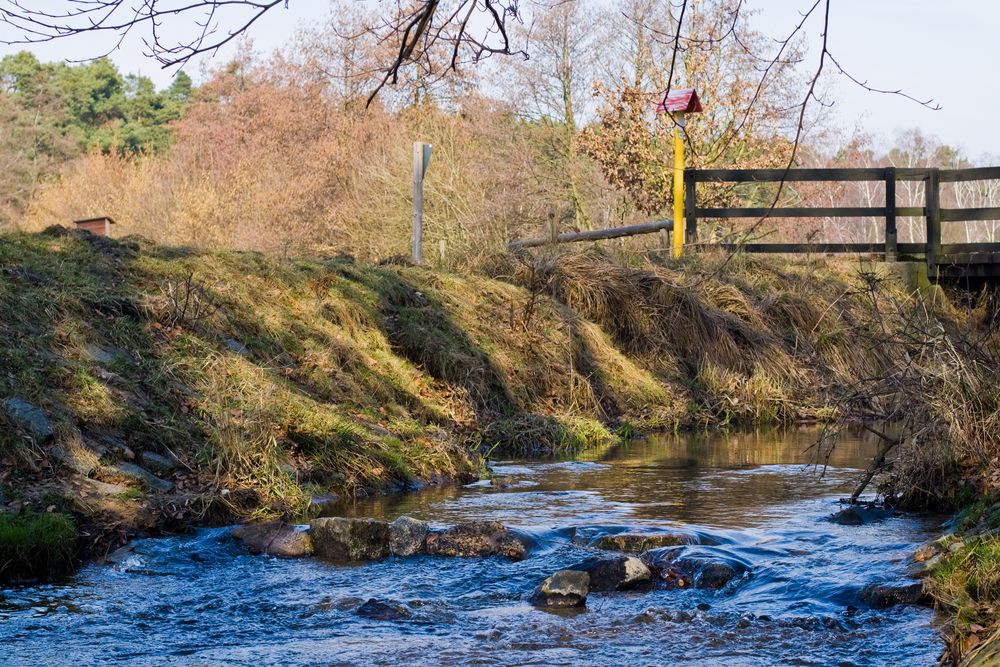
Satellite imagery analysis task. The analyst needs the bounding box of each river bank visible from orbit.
[2,228,999,661]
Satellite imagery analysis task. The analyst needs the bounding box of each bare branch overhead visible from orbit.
[0,1,290,67]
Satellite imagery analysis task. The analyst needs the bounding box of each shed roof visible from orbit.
[656,88,702,114]
[74,216,117,226]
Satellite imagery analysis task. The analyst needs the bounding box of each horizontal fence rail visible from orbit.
[688,166,1000,273]
[509,219,673,250]
[506,166,1000,279]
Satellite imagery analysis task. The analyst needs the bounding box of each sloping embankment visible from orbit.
[1,228,994,580]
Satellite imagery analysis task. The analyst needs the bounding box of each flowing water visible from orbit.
[1,428,943,666]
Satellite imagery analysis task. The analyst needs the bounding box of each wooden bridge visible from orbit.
[511,166,1000,280]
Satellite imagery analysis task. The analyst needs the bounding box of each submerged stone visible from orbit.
[490,475,514,489]
[310,517,390,562]
[643,548,750,590]
[425,521,529,560]
[356,598,412,621]
[829,505,894,526]
[308,494,340,516]
[530,570,590,608]
[858,582,928,609]
[568,556,652,592]
[232,522,314,558]
[694,561,740,589]
[389,516,429,556]
[596,533,695,552]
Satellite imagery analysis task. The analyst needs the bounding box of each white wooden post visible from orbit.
[412,142,432,263]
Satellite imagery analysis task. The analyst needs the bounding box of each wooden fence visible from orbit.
[509,166,1000,278]
[686,167,1000,274]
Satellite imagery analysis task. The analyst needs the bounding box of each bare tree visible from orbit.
[0,1,524,100]
[1,0,940,121]
[0,1,290,66]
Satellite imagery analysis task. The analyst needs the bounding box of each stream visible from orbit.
[0,427,942,665]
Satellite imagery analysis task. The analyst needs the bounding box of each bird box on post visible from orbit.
[655,87,702,259]
[74,216,116,237]
[656,88,703,115]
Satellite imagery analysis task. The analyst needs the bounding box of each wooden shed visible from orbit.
[74,216,116,237]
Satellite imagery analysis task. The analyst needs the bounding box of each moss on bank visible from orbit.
[0,512,77,583]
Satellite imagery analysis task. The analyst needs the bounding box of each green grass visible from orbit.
[931,536,1000,631]
[0,512,78,583]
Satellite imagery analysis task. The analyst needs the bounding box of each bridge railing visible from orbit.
[686,167,1000,272]
[508,166,1000,276]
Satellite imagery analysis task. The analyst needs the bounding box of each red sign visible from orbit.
[656,87,702,114]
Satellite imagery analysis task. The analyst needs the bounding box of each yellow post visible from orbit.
[672,120,685,259]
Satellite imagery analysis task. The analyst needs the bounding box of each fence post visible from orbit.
[924,168,941,275]
[685,172,697,244]
[412,142,432,263]
[884,166,897,261]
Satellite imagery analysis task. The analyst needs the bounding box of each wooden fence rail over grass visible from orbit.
[509,166,1000,279]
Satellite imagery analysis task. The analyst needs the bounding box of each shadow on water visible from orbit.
[0,426,943,666]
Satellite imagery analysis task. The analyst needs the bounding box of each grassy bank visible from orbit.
[1,229,997,590]
[0,511,76,582]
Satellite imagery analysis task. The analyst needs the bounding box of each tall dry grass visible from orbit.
[502,248,1000,508]
[23,60,619,267]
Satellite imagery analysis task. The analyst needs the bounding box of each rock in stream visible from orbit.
[232,522,314,558]
[356,598,412,621]
[310,517,390,562]
[567,556,652,592]
[389,516,429,556]
[858,582,929,609]
[643,547,751,590]
[596,533,696,552]
[425,521,530,560]
[530,570,590,608]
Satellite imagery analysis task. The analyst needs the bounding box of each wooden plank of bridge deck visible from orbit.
[697,207,885,219]
[690,168,934,182]
[938,167,1000,182]
[940,243,1000,254]
[938,252,1000,265]
[940,208,1000,222]
[718,243,885,253]
[937,262,1000,278]
[692,168,886,182]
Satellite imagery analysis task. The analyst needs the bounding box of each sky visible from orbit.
[0,1,996,157]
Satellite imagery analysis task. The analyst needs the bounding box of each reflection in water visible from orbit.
[341,426,881,529]
[1,427,941,666]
